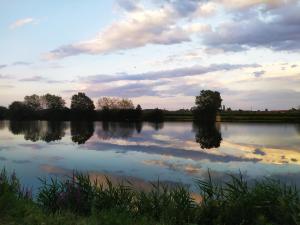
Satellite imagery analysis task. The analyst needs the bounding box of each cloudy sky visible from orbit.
[0,0,300,110]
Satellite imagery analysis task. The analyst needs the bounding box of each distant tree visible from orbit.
[97,97,118,110]
[0,106,8,119]
[136,104,142,120]
[24,94,41,111]
[193,90,222,122]
[41,94,65,110]
[71,92,95,111]
[8,101,32,120]
[144,108,164,122]
[118,98,134,109]
[97,97,134,110]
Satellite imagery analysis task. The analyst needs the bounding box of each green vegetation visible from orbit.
[0,90,300,122]
[192,90,222,122]
[162,110,300,122]
[1,169,300,225]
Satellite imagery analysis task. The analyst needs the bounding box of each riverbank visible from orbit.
[163,110,300,122]
[1,169,300,225]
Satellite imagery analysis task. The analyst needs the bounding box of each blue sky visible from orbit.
[0,0,300,110]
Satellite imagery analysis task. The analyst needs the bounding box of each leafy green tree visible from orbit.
[136,104,142,120]
[24,94,41,111]
[97,97,134,110]
[0,106,8,119]
[8,101,32,120]
[193,90,222,122]
[71,92,95,111]
[41,94,65,110]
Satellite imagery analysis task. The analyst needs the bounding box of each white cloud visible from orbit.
[9,18,35,29]
[45,2,211,60]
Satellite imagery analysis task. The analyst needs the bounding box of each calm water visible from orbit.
[0,120,300,191]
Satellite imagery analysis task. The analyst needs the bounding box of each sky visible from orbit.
[0,0,300,110]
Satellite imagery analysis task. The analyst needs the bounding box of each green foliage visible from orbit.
[143,108,164,122]
[8,101,33,120]
[24,94,42,111]
[71,92,95,111]
[196,172,300,225]
[193,90,222,122]
[0,106,8,119]
[41,93,66,110]
[1,169,300,225]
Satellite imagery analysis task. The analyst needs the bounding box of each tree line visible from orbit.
[0,90,222,122]
[0,92,164,122]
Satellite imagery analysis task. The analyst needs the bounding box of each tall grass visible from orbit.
[1,168,300,225]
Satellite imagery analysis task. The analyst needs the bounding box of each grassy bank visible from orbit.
[162,110,300,122]
[1,169,300,225]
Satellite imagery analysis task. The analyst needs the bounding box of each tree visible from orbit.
[24,94,41,111]
[0,106,8,119]
[97,97,118,110]
[136,104,142,120]
[144,108,164,122]
[193,90,222,122]
[8,101,32,120]
[41,94,65,110]
[97,97,134,110]
[71,92,95,111]
[118,98,134,109]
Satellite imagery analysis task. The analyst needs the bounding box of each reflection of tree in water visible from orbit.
[135,122,143,133]
[296,124,300,135]
[97,122,137,140]
[0,121,7,130]
[193,122,222,149]
[71,121,94,144]
[42,122,67,142]
[149,122,164,131]
[9,121,67,142]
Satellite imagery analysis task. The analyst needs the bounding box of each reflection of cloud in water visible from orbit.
[0,156,6,161]
[12,159,31,164]
[84,139,260,163]
[144,160,202,175]
[253,148,266,156]
[39,164,188,192]
[19,143,46,150]
[222,140,300,165]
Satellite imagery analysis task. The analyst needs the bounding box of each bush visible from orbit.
[1,169,300,225]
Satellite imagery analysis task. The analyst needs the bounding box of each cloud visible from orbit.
[87,82,162,98]
[202,1,300,51]
[19,76,44,82]
[0,65,7,69]
[45,2,210,59]
[18,75,62,83]
[253,70,265,78]
[116,0,141,12]
[12,61,32,66]
[82,63,260,83]
[0,85,14,89]
[9,18,35,29]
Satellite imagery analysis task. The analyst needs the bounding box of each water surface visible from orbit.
[0,121,300,191]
